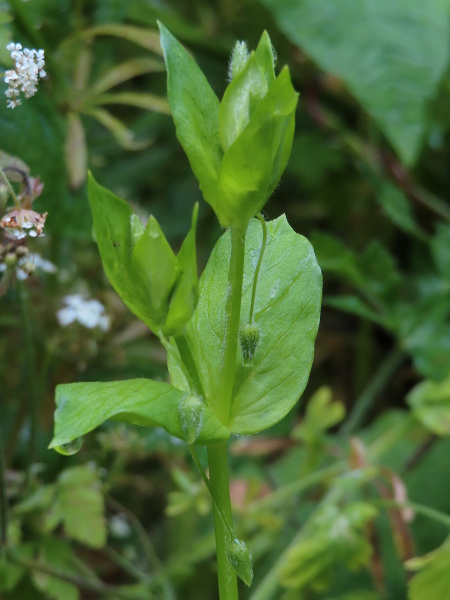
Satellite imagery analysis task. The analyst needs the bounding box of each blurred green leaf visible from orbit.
[84,107,150,150]
[280,503,377,594]
[325,296,387,326]
[80,23,162,54]
[431,224,450,280]
[32,538,79,600]
[91,91,170,114]
[407,375,450,436]
[50,379,230,448]
[407,537,450,600]
[377,183,425,239]
[89,57,165,96]
[292,386,345,444]
[261,0,450,165]
[64,112,87,190]
[55,466,106,549]
[169,215,322,434]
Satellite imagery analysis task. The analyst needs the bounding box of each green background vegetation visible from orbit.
[1,1,450,599]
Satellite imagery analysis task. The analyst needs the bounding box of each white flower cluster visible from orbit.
[0,252,57,280]
[4,42,46,109]
[57,294,111,331]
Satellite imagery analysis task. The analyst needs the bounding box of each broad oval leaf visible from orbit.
[169,215,322,434]
[50,379,230,449]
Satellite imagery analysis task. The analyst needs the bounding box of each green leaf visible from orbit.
[56,467,106,549]
[280,503,377,594]
[170,216,322,434]
[90,91,170,114]
[84,107,151,150]
[407,375,450,436]
[80,24,162,55]
[0,545,34,593]
[216,67,298,226]
[89,174,199,336]
[50,379,230,449]
[131,215,179,324]
[158,21,222,206]
[292,386,345,444]
[89,57,166,96]
[88,172,157,330]
[431,224,450,280]
[32,538,80,600]
[261,0,450,165]
[65,112,87,190]
[219,52,268,151]
[164,203,199,334]
[377,183,425,239]
[407,537,450,600]
[324,295,387,326]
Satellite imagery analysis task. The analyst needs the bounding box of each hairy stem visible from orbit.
[207,441,239,600]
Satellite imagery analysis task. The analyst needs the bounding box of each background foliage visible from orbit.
[1,1,450,599]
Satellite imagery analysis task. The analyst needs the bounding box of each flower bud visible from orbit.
[239,323,260,365]
[226,538,253,586]
[228,41,249,80]
[178,395,203,444]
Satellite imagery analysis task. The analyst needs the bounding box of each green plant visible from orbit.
[48,24,322,599]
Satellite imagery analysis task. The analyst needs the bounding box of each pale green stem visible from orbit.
[0,166,21,209]
[215,226,247,423]
[207,441,239,600]
[248,214,267,324]
[189,446,234,539]
[205,225,247,600]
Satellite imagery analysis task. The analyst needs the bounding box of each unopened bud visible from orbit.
[239,323,260,365]
[178,395,203,444]
[226,538,253,586]
[228,41,250,80]
[4,252,17,267]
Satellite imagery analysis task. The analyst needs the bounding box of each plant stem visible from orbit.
[340,347,405,434]
[0,166,21,209]
[189,447,234,539]
[207,441,239,600]
[17,280,39,491]
[249,214,267,324]
[215,226,247,424]
[7,551,148,600]
[0,428,9,552]
[373,499,450,529]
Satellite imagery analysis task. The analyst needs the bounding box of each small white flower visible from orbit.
[57,294,111,331]
[4,42,46,108]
